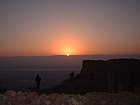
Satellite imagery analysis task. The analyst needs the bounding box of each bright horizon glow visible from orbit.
[48,34,89,55]
[65,48,70,56]
[65,49,71,55]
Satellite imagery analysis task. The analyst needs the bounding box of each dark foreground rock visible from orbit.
[0,90,140,105]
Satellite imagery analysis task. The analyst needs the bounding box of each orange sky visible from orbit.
[0,1,140,56]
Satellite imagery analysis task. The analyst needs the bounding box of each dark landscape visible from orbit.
[0,57,140,105]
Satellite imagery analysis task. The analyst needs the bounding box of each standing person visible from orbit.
[35,74,41,90]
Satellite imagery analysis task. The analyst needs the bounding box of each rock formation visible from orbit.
[80,59,140,92]
[47,59,140,94]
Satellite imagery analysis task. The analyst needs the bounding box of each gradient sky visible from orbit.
[0,0,140,56]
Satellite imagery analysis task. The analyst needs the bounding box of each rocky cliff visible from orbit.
[48,59,140,94]
[79,59,140,92]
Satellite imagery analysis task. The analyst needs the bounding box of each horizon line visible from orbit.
[0,54,140,58]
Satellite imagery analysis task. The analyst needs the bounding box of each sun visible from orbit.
[64,49,71,56]
[66,53,70,56]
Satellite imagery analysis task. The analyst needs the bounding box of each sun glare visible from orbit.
[50,35,87,56]
[65,49,71,56]
[66,53,69,56]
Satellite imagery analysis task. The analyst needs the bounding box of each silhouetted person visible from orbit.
[69,71,74,79]
[35,74,41,90]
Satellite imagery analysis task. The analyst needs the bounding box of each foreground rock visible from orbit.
[0,90,140,105]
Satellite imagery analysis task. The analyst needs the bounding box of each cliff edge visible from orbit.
[47,59,140,94]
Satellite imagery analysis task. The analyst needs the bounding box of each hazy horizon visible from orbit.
[0,55,140,70]
[0,54,140,58]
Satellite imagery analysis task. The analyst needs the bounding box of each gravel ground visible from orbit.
[0,90,140,105]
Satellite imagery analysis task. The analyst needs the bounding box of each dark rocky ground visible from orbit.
[0,90,140,105]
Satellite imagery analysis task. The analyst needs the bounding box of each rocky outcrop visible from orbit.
[50,59,140,94]
[80,59,140,92]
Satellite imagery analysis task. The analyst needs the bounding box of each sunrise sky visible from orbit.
[0,0,140,56]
